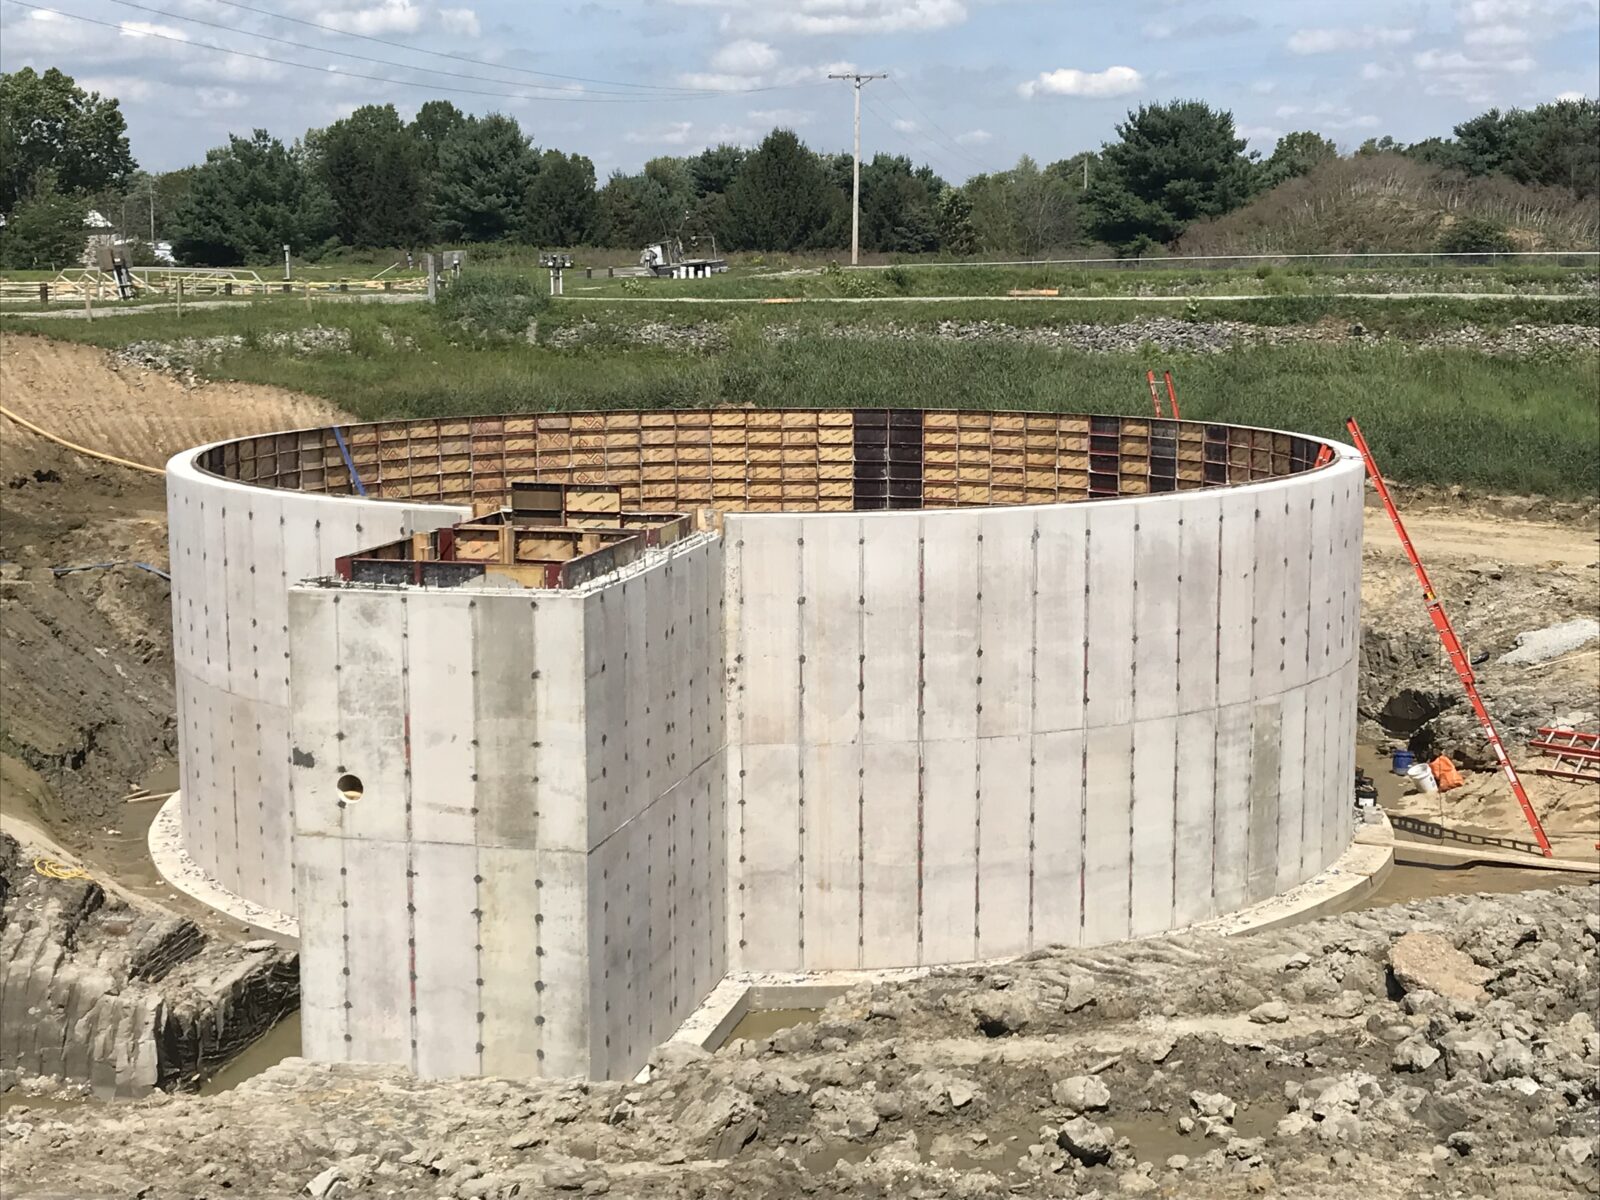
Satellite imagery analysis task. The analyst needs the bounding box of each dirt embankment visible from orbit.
[0,332,346,845]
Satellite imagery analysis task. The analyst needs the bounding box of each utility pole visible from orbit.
[828,71,887,266]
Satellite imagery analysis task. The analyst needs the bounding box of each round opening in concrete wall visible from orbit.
[336,773,364,803]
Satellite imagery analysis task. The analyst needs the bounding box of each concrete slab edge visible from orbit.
[147,793,299,938]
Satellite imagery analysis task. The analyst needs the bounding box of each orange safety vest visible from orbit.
[1430,755,1465,792]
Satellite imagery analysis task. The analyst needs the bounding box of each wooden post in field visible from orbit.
[39,282,49,304]
[305,281,312,312]
[84,280,93,322]
[176,278,183,317]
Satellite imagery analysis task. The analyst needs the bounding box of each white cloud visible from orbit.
[1019,65,1142,99]
[710,38,778,74]
[675,72,756,91]
[892,118,918,133]
[1462,21,1532,44]
[1288,26,1415,54]
[954,128,992,145]
[196,86,249,110]
[748,108,813,125]
[670,0,969,36]
[1412,47,1535,72]
[118,21,190,41]
[627,121,694,146]
[1360,62,1404,81]
[77,75,158,102]
[1249,80,1278,94]
[1555,88,1589,100]
[437,7,480,36]
[321,1,424,35]
[1237,124,1283,143]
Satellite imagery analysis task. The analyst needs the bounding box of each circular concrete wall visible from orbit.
[167,409,1361,981]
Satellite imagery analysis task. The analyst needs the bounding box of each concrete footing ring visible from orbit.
[148,794,299,938]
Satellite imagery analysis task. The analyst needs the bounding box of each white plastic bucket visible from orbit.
[1406,763,1438,793]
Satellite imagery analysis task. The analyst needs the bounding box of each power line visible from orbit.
[887,78,992,173]
[859,83,988,177]
[97,0,715,99]
[859,94,969,181]
[198,0,727,95]
[1,1,817,105]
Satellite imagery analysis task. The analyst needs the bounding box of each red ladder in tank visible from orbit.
[1345,417,1554,857]
[1528,728,1600,784]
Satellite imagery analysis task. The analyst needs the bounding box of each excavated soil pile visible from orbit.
[0,333,345,838]
[1,886,1594,1198]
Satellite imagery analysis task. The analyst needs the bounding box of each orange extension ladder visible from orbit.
[1145,370,1182,419]
[1346,417,1554,857]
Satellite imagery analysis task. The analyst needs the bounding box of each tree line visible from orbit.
[2,64,1596,270]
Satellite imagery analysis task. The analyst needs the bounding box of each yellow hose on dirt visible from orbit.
[0,404,166,477]
[33,856,90,881]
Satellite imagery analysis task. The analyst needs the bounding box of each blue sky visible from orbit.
[3,0,1597,179]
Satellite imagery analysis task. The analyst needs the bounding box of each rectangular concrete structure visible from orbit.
[287,536,726,1081]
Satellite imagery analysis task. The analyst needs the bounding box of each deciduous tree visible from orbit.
[0,67,135,213]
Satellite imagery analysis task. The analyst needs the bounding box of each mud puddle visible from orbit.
[1111,1102,1278,1165]
[1351,862,1594,911]
[198,1012,301,1095]
[725,1008,822,1043]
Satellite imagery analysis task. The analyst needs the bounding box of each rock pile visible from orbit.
[3,886,1594,1198]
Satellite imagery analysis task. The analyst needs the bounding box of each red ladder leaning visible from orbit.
[1345,418,1554,856]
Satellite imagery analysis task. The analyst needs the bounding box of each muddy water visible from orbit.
[1348,862,1594,911]
[1111,1103,1277,1165]
[198,1013,302,1095]
[725,1008,823,1043]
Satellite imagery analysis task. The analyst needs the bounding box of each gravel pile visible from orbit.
[549,317,1598,357]
[3,886,1594,1198]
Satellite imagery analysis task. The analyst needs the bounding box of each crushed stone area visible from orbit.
[1,887,1594,1198]
[112,325,413,381]
[544,316,1600,356]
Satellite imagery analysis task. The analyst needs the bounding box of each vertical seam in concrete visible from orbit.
[398,597,419,1072]
[1302,497,1319,880]
[1170,514,1184,931]
[734,530,747,959]
[1210,508,1224,905]
[795,526,807,966]
[1026,515,1040,949]
[467,597,485,1078]
[914,519,926,964]
[972,524,983,954]
[1244,504,1259,891]
[855,518,866,966]
[1128,514,1140,925]
[332,595,352,1057]
[1077,525,1091,939]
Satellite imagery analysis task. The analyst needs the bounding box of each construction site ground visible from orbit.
[0,330,1595,1197]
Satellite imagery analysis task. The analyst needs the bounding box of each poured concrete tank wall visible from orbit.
[287,537,726,1080]
[165,454,465,916]
[725,458,1364,970]
[166,408,1362,1083]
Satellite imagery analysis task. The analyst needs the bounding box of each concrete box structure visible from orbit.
[165,409,1363,1081]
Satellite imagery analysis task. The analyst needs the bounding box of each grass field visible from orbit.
[568,261,1600,301]
[8,291,1594,499]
